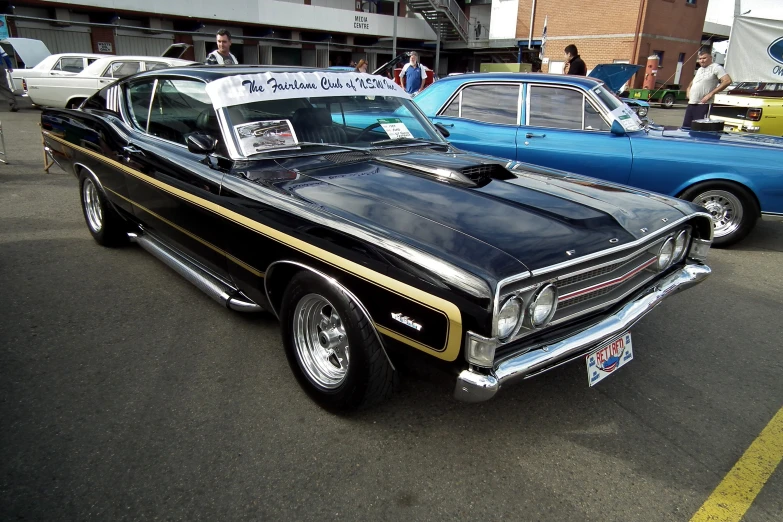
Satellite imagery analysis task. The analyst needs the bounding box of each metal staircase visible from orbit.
[405,0,469,43]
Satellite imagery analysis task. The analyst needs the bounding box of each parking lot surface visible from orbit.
[1,106,781,521]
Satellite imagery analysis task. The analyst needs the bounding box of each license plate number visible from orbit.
[587,332,633,386]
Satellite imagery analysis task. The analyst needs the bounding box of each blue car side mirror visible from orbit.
[610,120,626,136]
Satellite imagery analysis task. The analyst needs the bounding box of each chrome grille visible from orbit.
[558,286,615,309]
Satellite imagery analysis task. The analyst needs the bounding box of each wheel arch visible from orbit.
[264,260,395,370]
[674,175,762,217]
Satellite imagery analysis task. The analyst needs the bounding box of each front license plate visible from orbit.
[587,332,633,386]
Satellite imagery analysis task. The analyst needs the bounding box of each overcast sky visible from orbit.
[706,0,783,25]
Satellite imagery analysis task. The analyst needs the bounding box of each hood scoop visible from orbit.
[375,157,513,187]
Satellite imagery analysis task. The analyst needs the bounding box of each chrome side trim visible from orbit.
[454,263,711,402]
[128,232,263,313]
[264,260,395,371]
[529,213,712,277]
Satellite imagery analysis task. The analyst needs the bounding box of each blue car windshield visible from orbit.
[591,85,643,131]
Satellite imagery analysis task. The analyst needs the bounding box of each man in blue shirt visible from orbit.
[400,52,429,95]
[0,47,18,111]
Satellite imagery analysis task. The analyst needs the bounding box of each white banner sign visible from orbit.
[725,16,783,82]
[205,71,409,109]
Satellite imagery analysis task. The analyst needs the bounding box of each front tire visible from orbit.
[280,272,394,412]
[79,171,127,247]
[680,182,758,247]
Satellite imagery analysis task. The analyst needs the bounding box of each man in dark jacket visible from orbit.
[564,44,586,76]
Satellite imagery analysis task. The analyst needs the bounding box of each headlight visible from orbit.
[528,284,558,328]
[638,106,648,117]
[496,297,522,339]
[673,229,690,262]
[657,237,675,271]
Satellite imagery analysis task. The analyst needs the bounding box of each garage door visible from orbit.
[16,27,92,56]
[115,35,174,57]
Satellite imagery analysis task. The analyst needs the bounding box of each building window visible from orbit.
[678,52,686,63]
[653,50,665,67]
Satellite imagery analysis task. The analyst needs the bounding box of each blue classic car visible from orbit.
[414,73,783,246]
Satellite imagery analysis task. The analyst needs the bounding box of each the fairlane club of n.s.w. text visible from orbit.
[3,0,782,521]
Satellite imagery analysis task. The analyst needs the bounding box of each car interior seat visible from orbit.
[291,108,347,144]
[196,109,221,137]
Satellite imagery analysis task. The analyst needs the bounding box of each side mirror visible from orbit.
[434,122,451,138]
[610,120,626,136]
[187,133,217,155]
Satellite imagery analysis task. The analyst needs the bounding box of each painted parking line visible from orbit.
[690,406,783,522]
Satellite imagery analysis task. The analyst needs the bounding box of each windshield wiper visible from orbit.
[370,137,449,147]
[247,141,370,156]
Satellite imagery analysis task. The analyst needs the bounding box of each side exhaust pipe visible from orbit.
[128,232,263,313]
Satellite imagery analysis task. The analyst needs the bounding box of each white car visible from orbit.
[26,44,194,108]
[14,53,108,94]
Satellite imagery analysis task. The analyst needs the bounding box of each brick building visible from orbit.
[517,0,709,88]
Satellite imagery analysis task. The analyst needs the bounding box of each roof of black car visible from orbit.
[141,64,334,82]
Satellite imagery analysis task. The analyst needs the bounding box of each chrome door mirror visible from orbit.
[187,133,217,155]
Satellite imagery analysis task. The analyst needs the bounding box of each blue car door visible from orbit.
[518,83,633,185]
[430,82,520,160]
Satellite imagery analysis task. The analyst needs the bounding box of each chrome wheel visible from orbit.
[694,189,743,239]
[293,293,350,389]
[82,178,103,233]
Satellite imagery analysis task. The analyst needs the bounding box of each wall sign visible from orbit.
[97,42,113,53]
[354,14,370,31]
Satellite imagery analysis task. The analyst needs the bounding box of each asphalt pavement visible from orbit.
[1,106,781,521]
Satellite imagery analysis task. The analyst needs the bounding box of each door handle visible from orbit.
[525,133,546,138]
[122,145,144,156]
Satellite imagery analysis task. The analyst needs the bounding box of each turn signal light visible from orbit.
[747,108,762,121]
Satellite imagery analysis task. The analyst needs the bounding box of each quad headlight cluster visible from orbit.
[657,228,691,271]
[495,283,560,341]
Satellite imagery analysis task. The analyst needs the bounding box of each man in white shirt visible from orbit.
[682,47,731,129]
[400,52,430,95]
[206,29,239,65]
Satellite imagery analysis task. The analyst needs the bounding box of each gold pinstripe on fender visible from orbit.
[48,132,464,361]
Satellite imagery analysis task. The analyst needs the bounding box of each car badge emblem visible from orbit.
[609,238,619,244]
[391,313,422,331]
[640,227,648,234]
[565,250,576,256]
[661,218,669,223]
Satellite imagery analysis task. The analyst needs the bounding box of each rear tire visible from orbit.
[662,93,675,108]
[680,181,758,247]
[79,170,128,247]
[280,272,394,412]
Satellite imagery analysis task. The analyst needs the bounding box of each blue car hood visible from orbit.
[650,127,783,149]
[589,64,643,93]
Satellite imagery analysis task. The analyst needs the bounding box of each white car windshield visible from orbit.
[224,94,446,156]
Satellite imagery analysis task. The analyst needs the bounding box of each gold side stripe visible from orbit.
[48,132,463,361]
[105,187,265,278]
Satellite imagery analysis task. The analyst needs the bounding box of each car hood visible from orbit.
[589,64,642,93]
[268,150,690,274]
[649,127,783,148]
[0,38,51,68]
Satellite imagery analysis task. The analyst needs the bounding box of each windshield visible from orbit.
[224,94,445,156]
[591,85,643,131]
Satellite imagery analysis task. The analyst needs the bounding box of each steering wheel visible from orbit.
[353,122,383,142]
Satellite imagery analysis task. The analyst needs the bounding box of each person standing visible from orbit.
[400,52,429,95]
[0,47,18,112]
[355,59,368,73]
[682,47,732,129]
[563,44,586,76]
[205,29,238,65]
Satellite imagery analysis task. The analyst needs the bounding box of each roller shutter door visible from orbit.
[16,27,92,55]
[115,35,174,57]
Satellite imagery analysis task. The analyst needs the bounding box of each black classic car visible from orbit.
[41,66,713,411]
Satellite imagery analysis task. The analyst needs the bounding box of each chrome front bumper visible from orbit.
[454,263,711,403]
